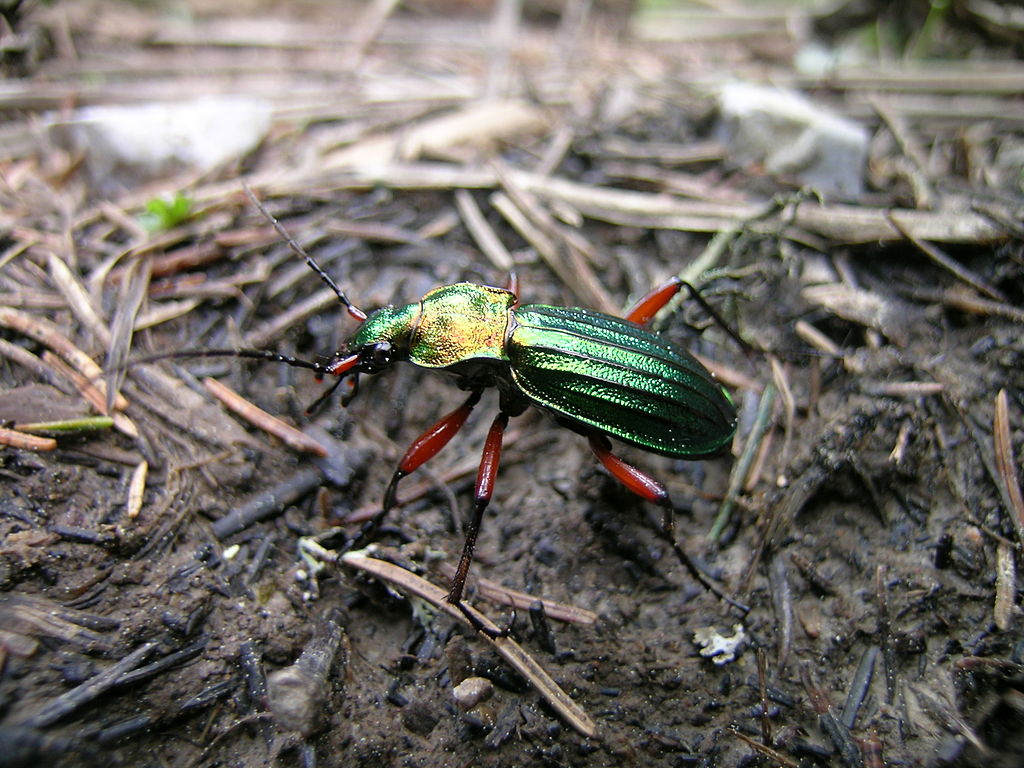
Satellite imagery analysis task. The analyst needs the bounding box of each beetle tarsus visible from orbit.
[381,471,407,519]
[445,410,511,638]
[450,597,512,639]
[447,411,509,605]
[655,505,750,616]
[588,432,749,615]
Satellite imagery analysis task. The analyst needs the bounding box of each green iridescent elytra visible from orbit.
[344,282,736,458]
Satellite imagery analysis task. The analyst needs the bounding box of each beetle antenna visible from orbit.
[244,184,367,322]
[132,348,334,376]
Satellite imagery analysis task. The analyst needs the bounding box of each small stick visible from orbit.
[212,468,323,540]
[731,729,798,768]
[769,355,795,476]
[768,554,793,671]
[755,648,772,746]
[887,212,1007,302]
[19,642,158,728]
[862,381,944,397]
[875,566,896,705]
[794,319,841,357]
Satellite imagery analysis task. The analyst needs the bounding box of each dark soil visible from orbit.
[2,2,1023,767]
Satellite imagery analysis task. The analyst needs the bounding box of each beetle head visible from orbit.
[324,303,418,378]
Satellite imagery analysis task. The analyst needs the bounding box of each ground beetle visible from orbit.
[184,192,740,621]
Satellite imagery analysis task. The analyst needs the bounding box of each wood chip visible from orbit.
[323,100,548,169]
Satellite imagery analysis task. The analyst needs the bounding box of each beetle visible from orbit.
[175,192,740,620]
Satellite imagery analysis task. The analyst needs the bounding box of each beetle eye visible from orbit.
[368,341,393,369]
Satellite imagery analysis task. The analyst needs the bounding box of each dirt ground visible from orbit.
[2,2,1024,767]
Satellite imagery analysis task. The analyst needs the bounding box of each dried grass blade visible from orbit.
[0,307,128,411]
[126,460,149,520]
[47,252,110,346]
[437,563,597,625]
[0,426,57,451]
[105,255,152,412]
[993,389,1024,544]
[202,377,328,457]
[995,541,1015,631]
[41,352,139,438]
[455,189,513,271]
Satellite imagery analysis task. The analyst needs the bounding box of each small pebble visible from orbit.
[452,676,494,711]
